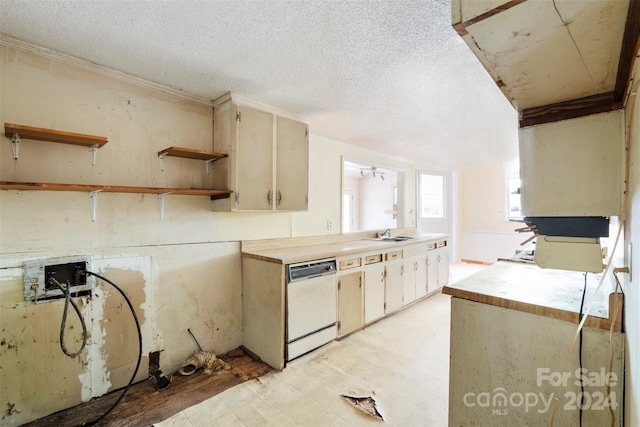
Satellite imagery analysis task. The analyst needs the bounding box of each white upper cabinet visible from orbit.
[519,110,624,217]
[236,105,274,210]
[212,93,309,212]
[275,116,309,211]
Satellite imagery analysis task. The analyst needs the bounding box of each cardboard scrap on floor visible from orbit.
[341,394,384,421]
[178,350,232,376]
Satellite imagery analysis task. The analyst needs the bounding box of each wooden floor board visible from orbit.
[24,350,272,427]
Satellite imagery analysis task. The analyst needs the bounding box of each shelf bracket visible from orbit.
[158,192,172,220]
[89,144,99,166]
[205,159,216,175]
[158,154,166,172]
[10,133,20,160]
[89,190,102,222]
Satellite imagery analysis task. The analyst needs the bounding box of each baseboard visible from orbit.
[460,259,494,265]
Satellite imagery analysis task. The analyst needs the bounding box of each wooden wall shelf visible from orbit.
[0,181,231,198]
[2,126,232,219]
[157,146,228,174]
[4,123,108,148]
[157,146,228,161]
[1,181,232,221]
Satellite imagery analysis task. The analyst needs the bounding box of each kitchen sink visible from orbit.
[366,236,414,242]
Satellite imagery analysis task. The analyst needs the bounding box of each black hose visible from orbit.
[578,273,588,427]
[50,278,87,358]
[80,270,143,427]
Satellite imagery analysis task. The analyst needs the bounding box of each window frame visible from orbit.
[342,188,355,233]
[418,171,446,220]
[504,160,523,222]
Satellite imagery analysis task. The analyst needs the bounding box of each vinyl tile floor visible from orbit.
[156,263,487,427]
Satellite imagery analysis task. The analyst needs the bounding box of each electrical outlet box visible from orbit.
[23,255,94,302]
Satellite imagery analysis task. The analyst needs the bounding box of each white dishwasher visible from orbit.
[286,258,337,361]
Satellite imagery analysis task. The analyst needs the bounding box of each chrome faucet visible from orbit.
[377,229,391,238]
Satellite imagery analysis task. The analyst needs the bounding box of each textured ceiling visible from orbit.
[0,0,519,171]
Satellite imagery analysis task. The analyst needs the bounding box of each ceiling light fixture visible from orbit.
[357,167,386,180]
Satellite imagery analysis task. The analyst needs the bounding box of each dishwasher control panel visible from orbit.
[286,258,336,282]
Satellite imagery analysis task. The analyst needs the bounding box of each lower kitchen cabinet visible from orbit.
[363,261,385,324]
[445,262,623,426]
[402,259,416,306]
[241,236,449,370]
[384,257,404,314]
[404,254,428,302]
[242,257,287,370]
[428,244,449,293]
[337,271,363,337]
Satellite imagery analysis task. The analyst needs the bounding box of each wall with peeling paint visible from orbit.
[623,61,640,427]
[0,45,416,425]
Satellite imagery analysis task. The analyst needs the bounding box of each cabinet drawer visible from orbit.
[340,258,362,270]
[364,254,382,265]
[385,250,402,261]
[402,243,429,258]
[437,240,447,248]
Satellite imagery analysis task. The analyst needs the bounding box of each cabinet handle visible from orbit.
[267,190,272,204]
[277,190,282,205]
[438,255,441,262]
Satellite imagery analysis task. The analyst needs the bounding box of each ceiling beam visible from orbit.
[614,0,640,103]
[519,92,622,128]
[453,0,528,36]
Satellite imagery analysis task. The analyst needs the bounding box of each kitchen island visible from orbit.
[443,261,624,426]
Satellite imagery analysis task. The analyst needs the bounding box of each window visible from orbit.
[418,172,445,219]
[504,160,522,220]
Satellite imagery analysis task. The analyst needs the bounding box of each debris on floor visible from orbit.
[150,369,172,390]
[178,350,232,376]
[341,394,384,420]
[204,355,231,375]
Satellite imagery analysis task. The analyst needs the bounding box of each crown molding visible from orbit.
[0,34,214,106]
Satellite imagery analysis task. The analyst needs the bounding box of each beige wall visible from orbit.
[455,161,523,263]
[0,45,416,425]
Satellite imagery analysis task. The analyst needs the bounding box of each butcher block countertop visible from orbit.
[241,232,448,265]
[443,261,623,332]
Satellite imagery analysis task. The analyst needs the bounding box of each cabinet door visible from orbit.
[385,259,403,313]
[364,264,385,324]
[415,255,428,299]
[402,258,417,306]
[236,105,274,210]
[337,271,363,337]
[276,116,308,211]
[427,251,439,294]
[437,248,449,289]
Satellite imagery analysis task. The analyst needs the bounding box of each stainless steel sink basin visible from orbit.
[366,236,413,242]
